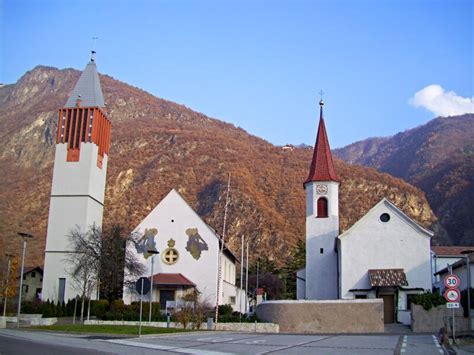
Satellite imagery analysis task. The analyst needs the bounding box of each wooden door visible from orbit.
[381,294,395,323]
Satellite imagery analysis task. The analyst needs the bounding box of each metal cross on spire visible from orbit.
[318,90,325,106]
[318,90,325,101]
[91,36,98,61]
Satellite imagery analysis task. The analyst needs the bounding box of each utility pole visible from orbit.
[3,253,14,317]
[239,235,244,321]
[16,232,34,328]
[148,250,159,322]
[245,241,249,313]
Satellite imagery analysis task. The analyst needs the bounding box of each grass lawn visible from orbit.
[32,324,195,335]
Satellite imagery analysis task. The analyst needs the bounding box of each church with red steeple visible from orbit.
[302,98,341,300]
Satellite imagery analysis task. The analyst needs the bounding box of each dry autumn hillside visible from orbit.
[0,65,443,267]
[335,114,474,246]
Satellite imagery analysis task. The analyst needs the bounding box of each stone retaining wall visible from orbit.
[84,320,279,333]
[411,304,471,333]
[256,299,384,333]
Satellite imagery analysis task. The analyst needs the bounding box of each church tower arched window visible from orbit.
[317,197,328,218]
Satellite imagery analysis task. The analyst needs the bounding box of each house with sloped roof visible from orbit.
[21,266,43,302]
[431,246,474,290]
[296,99,433,325]
[123,189,246,312]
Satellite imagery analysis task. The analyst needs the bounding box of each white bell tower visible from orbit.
[42,52,112,302]
[304,99,340,300]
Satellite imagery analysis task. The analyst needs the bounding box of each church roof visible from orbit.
[431,246,474,257]
[152,273,196,287]
[305,102,340,184]
[65,55,105,108]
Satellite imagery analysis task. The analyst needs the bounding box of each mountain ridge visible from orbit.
[334,114,474,246]
[0,65,443,267]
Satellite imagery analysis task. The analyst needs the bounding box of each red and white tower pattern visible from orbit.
[42,53,111,302]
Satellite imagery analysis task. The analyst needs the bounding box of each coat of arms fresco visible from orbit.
[185,228,208,260]
[135,228,158,259]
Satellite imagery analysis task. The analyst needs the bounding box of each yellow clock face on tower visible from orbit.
[316,184,328,195]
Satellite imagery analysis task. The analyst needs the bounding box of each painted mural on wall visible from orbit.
[185,228,208,260]
[135,228,158,259]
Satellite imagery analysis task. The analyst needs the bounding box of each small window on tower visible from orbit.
[320,248,324,254]
[317,197,328,218]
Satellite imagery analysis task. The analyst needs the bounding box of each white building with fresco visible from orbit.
[123,189,246,312]
[42,52,112,302]
[297,100,433,325]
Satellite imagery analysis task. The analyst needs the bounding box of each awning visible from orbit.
[368,269,408,287]
[152,273,196,287]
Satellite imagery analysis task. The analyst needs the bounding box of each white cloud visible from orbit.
[409,84,474,116]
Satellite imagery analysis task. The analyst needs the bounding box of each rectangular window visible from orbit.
[58,278,66,304]
[320,248,324,254]
[355,295,367,299]
[22,285,29,293]
[23,275,26,280]
[31,271,36,278]
[230,296,236,304]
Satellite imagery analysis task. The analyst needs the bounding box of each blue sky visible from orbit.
[1,0,472,148]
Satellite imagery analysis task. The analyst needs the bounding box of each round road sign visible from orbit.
[444,288,461,303]
[444,274,461,289]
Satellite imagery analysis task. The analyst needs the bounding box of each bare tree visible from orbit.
[67,224,145,319]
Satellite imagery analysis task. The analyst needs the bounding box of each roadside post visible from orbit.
[136,277,151,337]
[444,270,461,342]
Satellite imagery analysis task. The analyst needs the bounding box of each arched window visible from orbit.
[317,197,328,218]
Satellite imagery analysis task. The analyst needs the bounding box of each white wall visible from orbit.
[339,200,432,299]
[305,181,339,300]
[296,269,306,300]
[43,143,108,302]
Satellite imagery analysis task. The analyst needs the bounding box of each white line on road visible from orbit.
[106,338,230,354]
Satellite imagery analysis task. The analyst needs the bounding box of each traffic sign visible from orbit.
[444,288,461,303]
[444,274,461,289]
[447,302,460,309]
[135,277,151,295]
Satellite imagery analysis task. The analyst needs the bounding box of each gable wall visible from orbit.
[339,202,431,298]
[123,191,220,305]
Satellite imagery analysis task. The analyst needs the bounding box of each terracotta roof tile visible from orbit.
[368,269,408,287]
[152,273,196,287]
[431,246,474,256]
[305,106,340,184]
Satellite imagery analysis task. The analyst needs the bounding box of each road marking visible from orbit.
[257,337,332,355]
[106,339,229,354]
[196,337,235,343]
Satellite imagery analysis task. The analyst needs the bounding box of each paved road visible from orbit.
[0,329,447,354]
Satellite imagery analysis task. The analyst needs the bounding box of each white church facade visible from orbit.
[123,189,246,312]
[297,100,433,324]
[42,52,112,302]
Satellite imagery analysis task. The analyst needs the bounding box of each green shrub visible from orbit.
[413,291,446,310]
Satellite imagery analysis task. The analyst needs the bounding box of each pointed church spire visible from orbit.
[65,52,105,108]
[304,99,340,184]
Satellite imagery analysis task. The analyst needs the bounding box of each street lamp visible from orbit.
[17,232,34,328]
[3,253,15,317]
[147,249,159,323]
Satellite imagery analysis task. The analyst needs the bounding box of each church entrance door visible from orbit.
[160,290,175,310]
[381,294,395,323]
